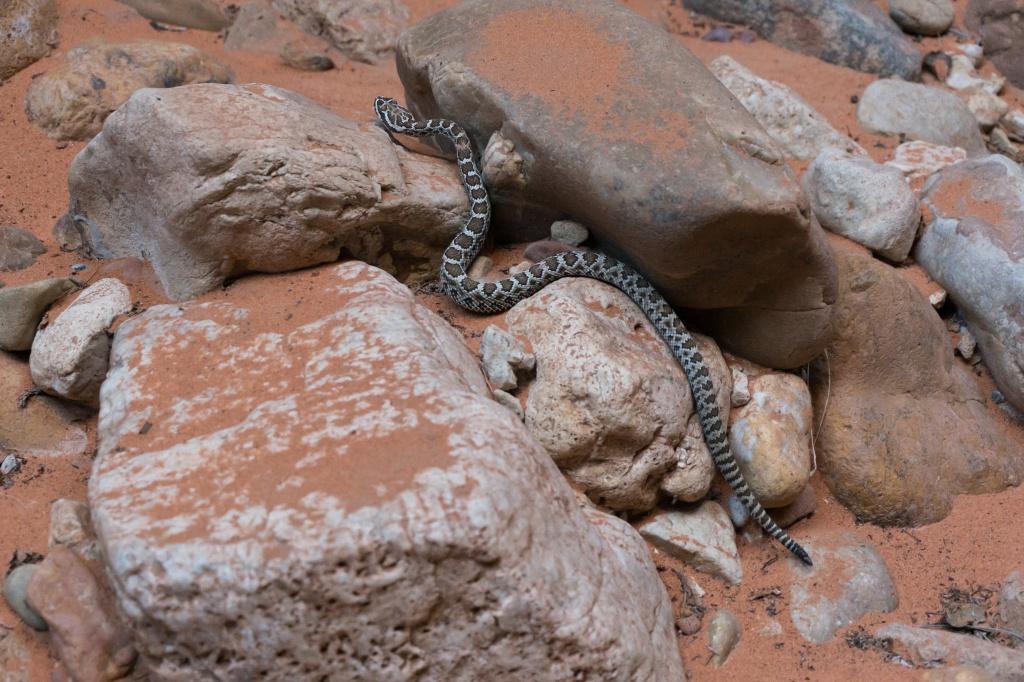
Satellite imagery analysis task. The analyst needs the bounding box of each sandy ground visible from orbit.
[1,0,1022,679]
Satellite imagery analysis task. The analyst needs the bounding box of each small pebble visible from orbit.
[3,563,48,631]
[956,327,977,360]
[726,494,749,527]
[708,609,741,666]
[730,367,750,407]
[929,289,947,308]
[1,453,21,475]
[677,614,702,635]
[70,264,87,272]
[523,240,569,262]
[468,255,493,280]
[702,26,733,42]
[492,389,524,421]
[509,260,532,275]
[550,219,589,246]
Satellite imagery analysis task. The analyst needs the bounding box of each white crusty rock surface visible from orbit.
[710,56,866,161]
[30,278,132,408]
[804,147,920,261]
[504,278,725,511]
[66,83,467,301]
[89,262,683,680]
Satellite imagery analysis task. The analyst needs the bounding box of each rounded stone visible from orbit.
[3,564,47,631]
[889,0,954,36]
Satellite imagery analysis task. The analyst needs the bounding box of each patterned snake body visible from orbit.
[374,97,812,566]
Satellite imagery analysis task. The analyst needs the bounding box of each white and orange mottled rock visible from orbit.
[90,262,684,680]
[505,278,723,511]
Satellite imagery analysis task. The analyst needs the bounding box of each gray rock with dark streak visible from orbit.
[917,155,1024,413]
[680,0,921,79]
[966,0,1024,90]
[0,226,46,271]
[397,0,837,369]
[857,79,987,156]
[789,530,898,643]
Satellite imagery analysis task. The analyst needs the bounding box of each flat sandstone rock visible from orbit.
[89,262,683,680]
[396,0,837,369]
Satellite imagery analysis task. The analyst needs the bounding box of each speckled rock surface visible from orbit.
[505,278,724,511]
[89,262,683,680]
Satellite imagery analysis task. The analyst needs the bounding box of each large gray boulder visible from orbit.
[66,83,468,301]
[396,0,837,369]
[917,155,1024,413]
[89,261,683,680]
[680,0,921,79]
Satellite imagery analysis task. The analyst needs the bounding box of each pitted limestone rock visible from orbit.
[89,262,683,680]
[504,278,723,512]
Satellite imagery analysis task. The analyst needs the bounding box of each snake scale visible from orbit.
[374,96,812,566]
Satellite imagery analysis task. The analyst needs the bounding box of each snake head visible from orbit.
[374,96,415,132]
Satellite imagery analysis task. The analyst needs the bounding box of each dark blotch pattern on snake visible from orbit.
[374,96,812,566]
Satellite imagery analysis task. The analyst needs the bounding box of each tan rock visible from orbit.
[639,502,742,585]
[25,547,137,682]
[49,499,100,562]
[810,243,1023,525]
[880,624,1024,679]
[89,262,684,679]
[66,83,468,301]
[0,277,78,351]
[505,278,722,511]
[271,0,408,64]
[728,370,813,508]
[0,0,57,81]
[885,140,968,194]
[116,0,227,30]
[920,665,998,682]
[25,40,233,140]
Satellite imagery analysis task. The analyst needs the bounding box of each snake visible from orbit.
[374,96,812,567]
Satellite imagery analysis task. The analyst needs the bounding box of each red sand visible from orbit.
[1,1,1022,679]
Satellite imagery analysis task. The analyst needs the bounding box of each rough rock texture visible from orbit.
[638,503,743,585]
[0,226,46,271]
[30,278,132,408]
[25,547,138,681]
[966,0,1024,89]
[857,80,987,156]
[917,155,1024,413]
[271,0,408,64]
[879,624,1024,679]
[885,140,967,192]
[25,40,233,141]
[397,0,838,369]
[810,244,1023,525]
[49,498,100,562]
[1000,571,1024,632]
[680,0,921,78]
[0,629,30,682]
[0,0,58,82]
[803,147,920,261]
[116,0,228,30]
[789,531,898,643]
[960,86,1009,130]
[224,0,334,70]
[504,278,725,510]
[709,56,865,161]
[67,83,468,301]
[707,609,741,666]
[890,0,955,35]
[89,262,683,680]
[946,54,1005,94]
[0,352,88,457]
[0,277,77,351]
[727,368,812,508]
[479,324,534,392]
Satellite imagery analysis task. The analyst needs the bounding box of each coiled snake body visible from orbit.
[374,97,812,566]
